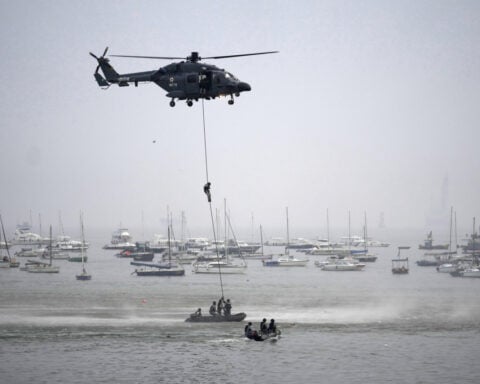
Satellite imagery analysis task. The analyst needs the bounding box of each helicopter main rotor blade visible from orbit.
[203,51,279,60]
[89,52,99,59]
[110,54,185,60]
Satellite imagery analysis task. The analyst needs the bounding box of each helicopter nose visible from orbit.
[238,82,251,92]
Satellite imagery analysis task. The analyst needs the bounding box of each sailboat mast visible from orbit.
[448,207,453,254]
[260,225,264,257]
[286,207,290,255]
[364,211,368,253]
[215,208,219,244]
[168,225,171,264]
[49,225,53,266]
[0,215,12,261]
[80,214,85,269]
[251,212,254,244]
[224,199,228,261]
[454,211,458,253]
[326,208,330,245]
[348,210,351,252]
[472,217,476,255]
[181,211,185,244]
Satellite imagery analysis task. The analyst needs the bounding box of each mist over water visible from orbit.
[1,231,480,383]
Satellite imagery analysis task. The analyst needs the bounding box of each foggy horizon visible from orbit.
[1,1,479,242]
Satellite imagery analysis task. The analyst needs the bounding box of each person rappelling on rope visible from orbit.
[203,182,212,202]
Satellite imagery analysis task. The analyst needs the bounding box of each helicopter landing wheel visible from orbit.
[170,100,176,107]
[187,100,193,107]
[228,99,234,105]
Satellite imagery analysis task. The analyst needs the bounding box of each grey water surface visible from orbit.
[1,235,479,384]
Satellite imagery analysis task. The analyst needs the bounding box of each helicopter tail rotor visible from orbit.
[90,47,114,88]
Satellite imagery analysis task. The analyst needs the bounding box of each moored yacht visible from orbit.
[436,263,458,273]
[103,228,136,250]
[14,247,46,258]
[11,223,50,246]
[367,240,390,247]
[54,235,88,252]
[285,238,317,250]
[192,260,247,274]
[263,254,308,267]
[317,258,365,271]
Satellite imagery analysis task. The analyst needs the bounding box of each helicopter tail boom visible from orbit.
[90,47,121,87]
[97,58,120,83]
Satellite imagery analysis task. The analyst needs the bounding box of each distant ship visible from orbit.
[419,231,448,250]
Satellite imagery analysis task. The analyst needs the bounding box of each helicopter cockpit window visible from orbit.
[225,72,237,80]
[187,74,197,83]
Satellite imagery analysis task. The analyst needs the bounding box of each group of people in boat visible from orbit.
[244,318,277,341]
[193,297,233,317]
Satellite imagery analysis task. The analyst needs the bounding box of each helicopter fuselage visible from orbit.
[96,59,251,107]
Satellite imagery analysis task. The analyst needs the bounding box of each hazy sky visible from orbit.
[1,0,479,239]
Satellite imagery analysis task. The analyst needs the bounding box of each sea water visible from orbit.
[1,232,480,384]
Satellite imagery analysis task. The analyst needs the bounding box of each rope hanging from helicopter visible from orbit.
[201,99,224,298]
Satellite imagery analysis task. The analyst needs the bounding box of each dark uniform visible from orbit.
[224,299,232,316]
[209,301,216,316]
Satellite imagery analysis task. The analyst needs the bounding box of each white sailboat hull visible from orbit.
[27,265,60,273]
[192,262,246,274]
[437,263,457,273]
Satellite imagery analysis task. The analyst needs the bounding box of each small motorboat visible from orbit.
[185,312,247,322]
[247,330,281,342]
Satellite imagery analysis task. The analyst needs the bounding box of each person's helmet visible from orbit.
[263,318,266,322]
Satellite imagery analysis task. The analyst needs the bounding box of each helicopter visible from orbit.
[90,48,278,107]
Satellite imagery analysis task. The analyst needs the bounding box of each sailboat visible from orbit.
[455,217,480,278]
[133,226,185,276]
[263,207,309,267]
[317,211,365,271]
[193,201,247,274]
[437,207,459,273]
[27,226,60,273]
[76,215,91,281]
[243,225,273,261]
[0,215,19,268]
[353,212,377,263]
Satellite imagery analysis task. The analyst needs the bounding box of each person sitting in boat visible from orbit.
[260,318,268,334]
[194,308,202,317]
[244,322,253,338]
[224,299,232,316]
[217,297,225,315]
[251,330,264,341]
[209,301,217,316]
[268,319,277,334]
